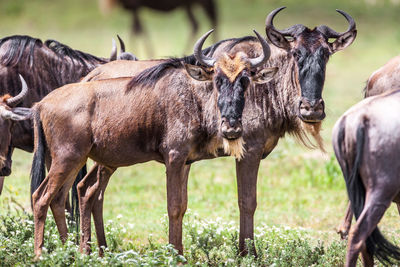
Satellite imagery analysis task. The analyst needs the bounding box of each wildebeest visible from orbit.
[336,55,400,240]
[100,0,217,53]
[29,29,276,257]
[63,7,357,255]
[116,35,138,60]
[0,35,124,215]
[333,89,400,267]
[0,75,31,185]
[364,55,400,97]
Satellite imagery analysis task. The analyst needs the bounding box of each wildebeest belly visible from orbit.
[89,122,164,167]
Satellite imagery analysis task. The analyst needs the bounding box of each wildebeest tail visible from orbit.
[30,109,46,200]
[71,165,87,229]
[335,120,400,265]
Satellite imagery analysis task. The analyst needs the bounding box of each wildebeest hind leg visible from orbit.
[32,157,86,258]
[346,192,391,267]
[50,180,77,244]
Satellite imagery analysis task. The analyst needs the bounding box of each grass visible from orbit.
[1,0,400,265]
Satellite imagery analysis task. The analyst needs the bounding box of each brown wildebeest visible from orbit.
[364,55,400,97]
[337,55,400,240]
[0,35,121,216]
[30,29,277,258]
[333,89,400,267]
[100,0,217,54]
[63,7,357,255]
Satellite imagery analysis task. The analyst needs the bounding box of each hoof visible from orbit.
[336,227,349,240]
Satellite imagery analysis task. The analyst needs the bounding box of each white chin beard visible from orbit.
[222,137,246,160]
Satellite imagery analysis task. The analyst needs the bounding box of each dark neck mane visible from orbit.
[44,39,107,69]
[127,37,239,90]
[0,35,42,67]
[247,45,323,150]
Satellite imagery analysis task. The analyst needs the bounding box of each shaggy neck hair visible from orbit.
[249,42,325,151]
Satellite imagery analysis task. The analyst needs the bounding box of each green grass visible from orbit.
[1,0,400,265]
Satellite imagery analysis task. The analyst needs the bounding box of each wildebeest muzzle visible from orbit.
[221,117,243,140]
[298,97,325,122]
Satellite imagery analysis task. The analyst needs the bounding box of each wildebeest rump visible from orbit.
[29,29,276,257]
[65,7,357,255]
[333,90,400,266]
[337,54,400,240]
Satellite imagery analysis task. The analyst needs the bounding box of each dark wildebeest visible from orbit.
[100,0,217,53]
[56,7,357,255]
[333,90,400,267]
[0,35,122,212]
[0,76,31,184]
[30,29,277,258]
[337,55,400,240]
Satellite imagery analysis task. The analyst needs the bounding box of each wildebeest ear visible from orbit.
[252,67,278,84]
[184,64,213,81]
[0,106,31,121]
[331,30,357,53]
[266,29,291,51]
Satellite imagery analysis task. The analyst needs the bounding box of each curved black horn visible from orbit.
[265,7,306,37]
[317,9,356,38]
[265,6,286,32]
[117,34,126,53]
[248,30,271,68]
[194,29,216,67]
[6,74,28,107]
[110,38,117,61]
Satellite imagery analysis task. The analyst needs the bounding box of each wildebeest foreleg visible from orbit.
[165,151,190,255]
[183,5,199,52]
[78,163,115,256]
[337,202,353,239]
[199,0,218,42]
[91,164,115,256]
[236,149,262,256]
[0,176,4,195]
[77,163,100,254]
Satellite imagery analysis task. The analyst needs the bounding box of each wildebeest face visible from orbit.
[292,32,330,122]
[266,7,357,123]
[214,66,248,140]
[187,30,277,140]
[0,75,31,176]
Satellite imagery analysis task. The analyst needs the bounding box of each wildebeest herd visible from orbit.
[2,5,400,267]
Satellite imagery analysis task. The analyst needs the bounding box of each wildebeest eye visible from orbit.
[215,76,223,89]
[239,76,250,89]
[292,50,299,59]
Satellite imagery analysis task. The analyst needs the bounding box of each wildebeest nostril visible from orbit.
[229,118,237,127]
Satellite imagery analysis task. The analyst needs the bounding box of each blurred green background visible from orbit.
[1,0,400,248]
